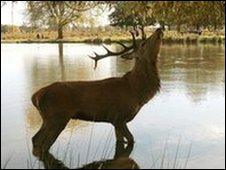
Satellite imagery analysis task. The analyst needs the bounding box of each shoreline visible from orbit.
[1,36,225,44]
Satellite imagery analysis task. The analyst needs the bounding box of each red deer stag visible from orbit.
[31,28,163,157]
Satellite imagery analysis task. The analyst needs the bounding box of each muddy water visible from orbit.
[1,43,225,169]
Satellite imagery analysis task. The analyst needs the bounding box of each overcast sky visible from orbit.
[1,1,27,26]
[1,1,111,26]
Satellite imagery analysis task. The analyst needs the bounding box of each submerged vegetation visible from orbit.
[2,129,192,169]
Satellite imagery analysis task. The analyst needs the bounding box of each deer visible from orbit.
[31,28,163,158]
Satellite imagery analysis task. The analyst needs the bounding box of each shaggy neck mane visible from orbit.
[124,57,160,104]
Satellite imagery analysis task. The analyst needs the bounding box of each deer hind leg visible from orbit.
[32,115,69,158]
[32,111,48,157]
[32,122,46,156]
[40,116,69,158]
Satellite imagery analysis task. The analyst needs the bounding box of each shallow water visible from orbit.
[1,43,225,169]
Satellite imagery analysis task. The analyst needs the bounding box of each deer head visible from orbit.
[89,28,163,69]
[137,28,163,63]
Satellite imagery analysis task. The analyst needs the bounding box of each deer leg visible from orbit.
[42,151,69,169]
[114,140,125,158]
[41,117,69,156]
[32,116,69,158]
[114,124,126,143]
[122,123,134,144]
[32,111,47,151]
[32,123,47,156]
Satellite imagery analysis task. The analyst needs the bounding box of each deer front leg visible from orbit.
[122,123,134,144]
[114,124,127,143]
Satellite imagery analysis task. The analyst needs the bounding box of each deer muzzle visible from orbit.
[155,28,164,39]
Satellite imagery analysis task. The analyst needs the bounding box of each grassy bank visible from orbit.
[1,29,225,44]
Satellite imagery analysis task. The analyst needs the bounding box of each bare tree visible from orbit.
[26,1,99,39]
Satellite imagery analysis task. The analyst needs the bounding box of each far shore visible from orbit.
[1,36,225,44]
[1,29,225,44]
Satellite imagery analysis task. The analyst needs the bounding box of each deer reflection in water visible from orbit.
[38,141,139,169]
[31,28,163,159]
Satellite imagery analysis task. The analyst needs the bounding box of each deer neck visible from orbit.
[125,57,160,103]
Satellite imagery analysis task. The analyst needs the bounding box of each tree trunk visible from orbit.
[57,26,63,39]
[58,43,65,81]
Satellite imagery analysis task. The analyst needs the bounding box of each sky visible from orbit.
[1,1,27,26]
[1,1,111,26]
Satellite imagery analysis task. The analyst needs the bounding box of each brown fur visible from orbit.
[31,29,163,157]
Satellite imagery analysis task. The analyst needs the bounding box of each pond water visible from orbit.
[1,43,225,169]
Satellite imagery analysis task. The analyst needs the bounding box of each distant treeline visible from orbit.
[109,1,225,31]
[1,24,120,34]
[1,24,32,33]
[1,1,224,39]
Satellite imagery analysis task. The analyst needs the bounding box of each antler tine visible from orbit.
[102,45,112,53]
[129,30,137,48]
[115,42,128,49]
[138,26,146,40]
[88,55,98,69]
[116,30,137,50]
[133,27,139,37]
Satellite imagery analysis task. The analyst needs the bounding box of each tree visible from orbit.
[152,1,192,32]
[202,1,225,30]
[151,1,225,31]
[182,1,225,30]
[109,1,155,29]
[1,1,7,7]
[1,1,17,34]
[26,1,98,39]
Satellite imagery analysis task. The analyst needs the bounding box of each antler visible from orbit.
[89,31,138,69]
[121,26,148,60]
[138,25,146,40]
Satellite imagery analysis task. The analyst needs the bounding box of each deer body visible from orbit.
[31,29,163,157]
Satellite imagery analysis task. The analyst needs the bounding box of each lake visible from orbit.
[1,43,225,169]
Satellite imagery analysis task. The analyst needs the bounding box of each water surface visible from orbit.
[1,43,225,169]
